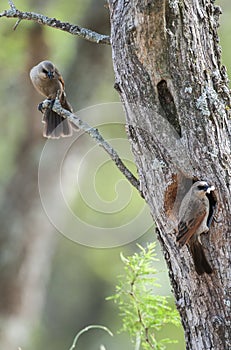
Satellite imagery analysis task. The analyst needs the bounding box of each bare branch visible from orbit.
[40,99,141,194]
[8,0,16,10]
[13,18,21,30]
[0,1,111,45]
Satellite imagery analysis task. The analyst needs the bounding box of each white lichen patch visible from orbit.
[196,89,211,116]
[196,85,227,119]
[151,158,166,170]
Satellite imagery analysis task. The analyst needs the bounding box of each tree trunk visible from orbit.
[109,1,231,349]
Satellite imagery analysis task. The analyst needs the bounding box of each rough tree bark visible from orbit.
[109,1,231,349]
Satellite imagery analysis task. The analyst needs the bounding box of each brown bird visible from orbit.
[176,181,215,275]
[30,60,73,139]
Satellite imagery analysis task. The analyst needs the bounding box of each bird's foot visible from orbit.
[37,99,55,113]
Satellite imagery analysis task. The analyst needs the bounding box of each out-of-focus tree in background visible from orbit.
[0,0,230,349]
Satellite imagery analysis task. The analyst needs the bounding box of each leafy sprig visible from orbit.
[107,242,180,350]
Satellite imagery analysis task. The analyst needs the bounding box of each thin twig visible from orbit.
[0,0,110,45]
[9,0,16,10]
[13,18,21,30]
[40,99,141,194]
[68,325,113,350]
[130,282,155,349]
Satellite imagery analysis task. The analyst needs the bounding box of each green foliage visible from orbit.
[107,243,180,350]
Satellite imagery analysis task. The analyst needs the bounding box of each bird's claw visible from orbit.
[37,99,55,113]
[38,102,44,112]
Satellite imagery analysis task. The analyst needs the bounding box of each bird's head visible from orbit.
[192,181,215,197]
[39,61,56,80]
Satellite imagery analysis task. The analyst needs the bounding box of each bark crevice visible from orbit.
[157,79,181,136]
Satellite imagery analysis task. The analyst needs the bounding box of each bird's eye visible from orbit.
[197,185,207,191]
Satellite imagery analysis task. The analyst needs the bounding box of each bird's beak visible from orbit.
[206,185,215,193]
[47,71,54,79]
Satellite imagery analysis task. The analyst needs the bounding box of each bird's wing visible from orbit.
[177,204,207,246]
[55,68,65,89]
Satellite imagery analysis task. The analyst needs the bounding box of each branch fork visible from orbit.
[1,0,111,44]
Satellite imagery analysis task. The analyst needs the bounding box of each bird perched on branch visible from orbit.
[176,181,215,275]
[30,60,73,139]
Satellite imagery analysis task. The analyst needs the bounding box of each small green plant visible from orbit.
[107,242,180,350]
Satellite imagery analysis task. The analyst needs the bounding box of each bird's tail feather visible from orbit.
[43,109,72,139]
[189,240,213,275]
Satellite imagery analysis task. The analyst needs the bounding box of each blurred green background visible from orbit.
[0,1,230,349]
